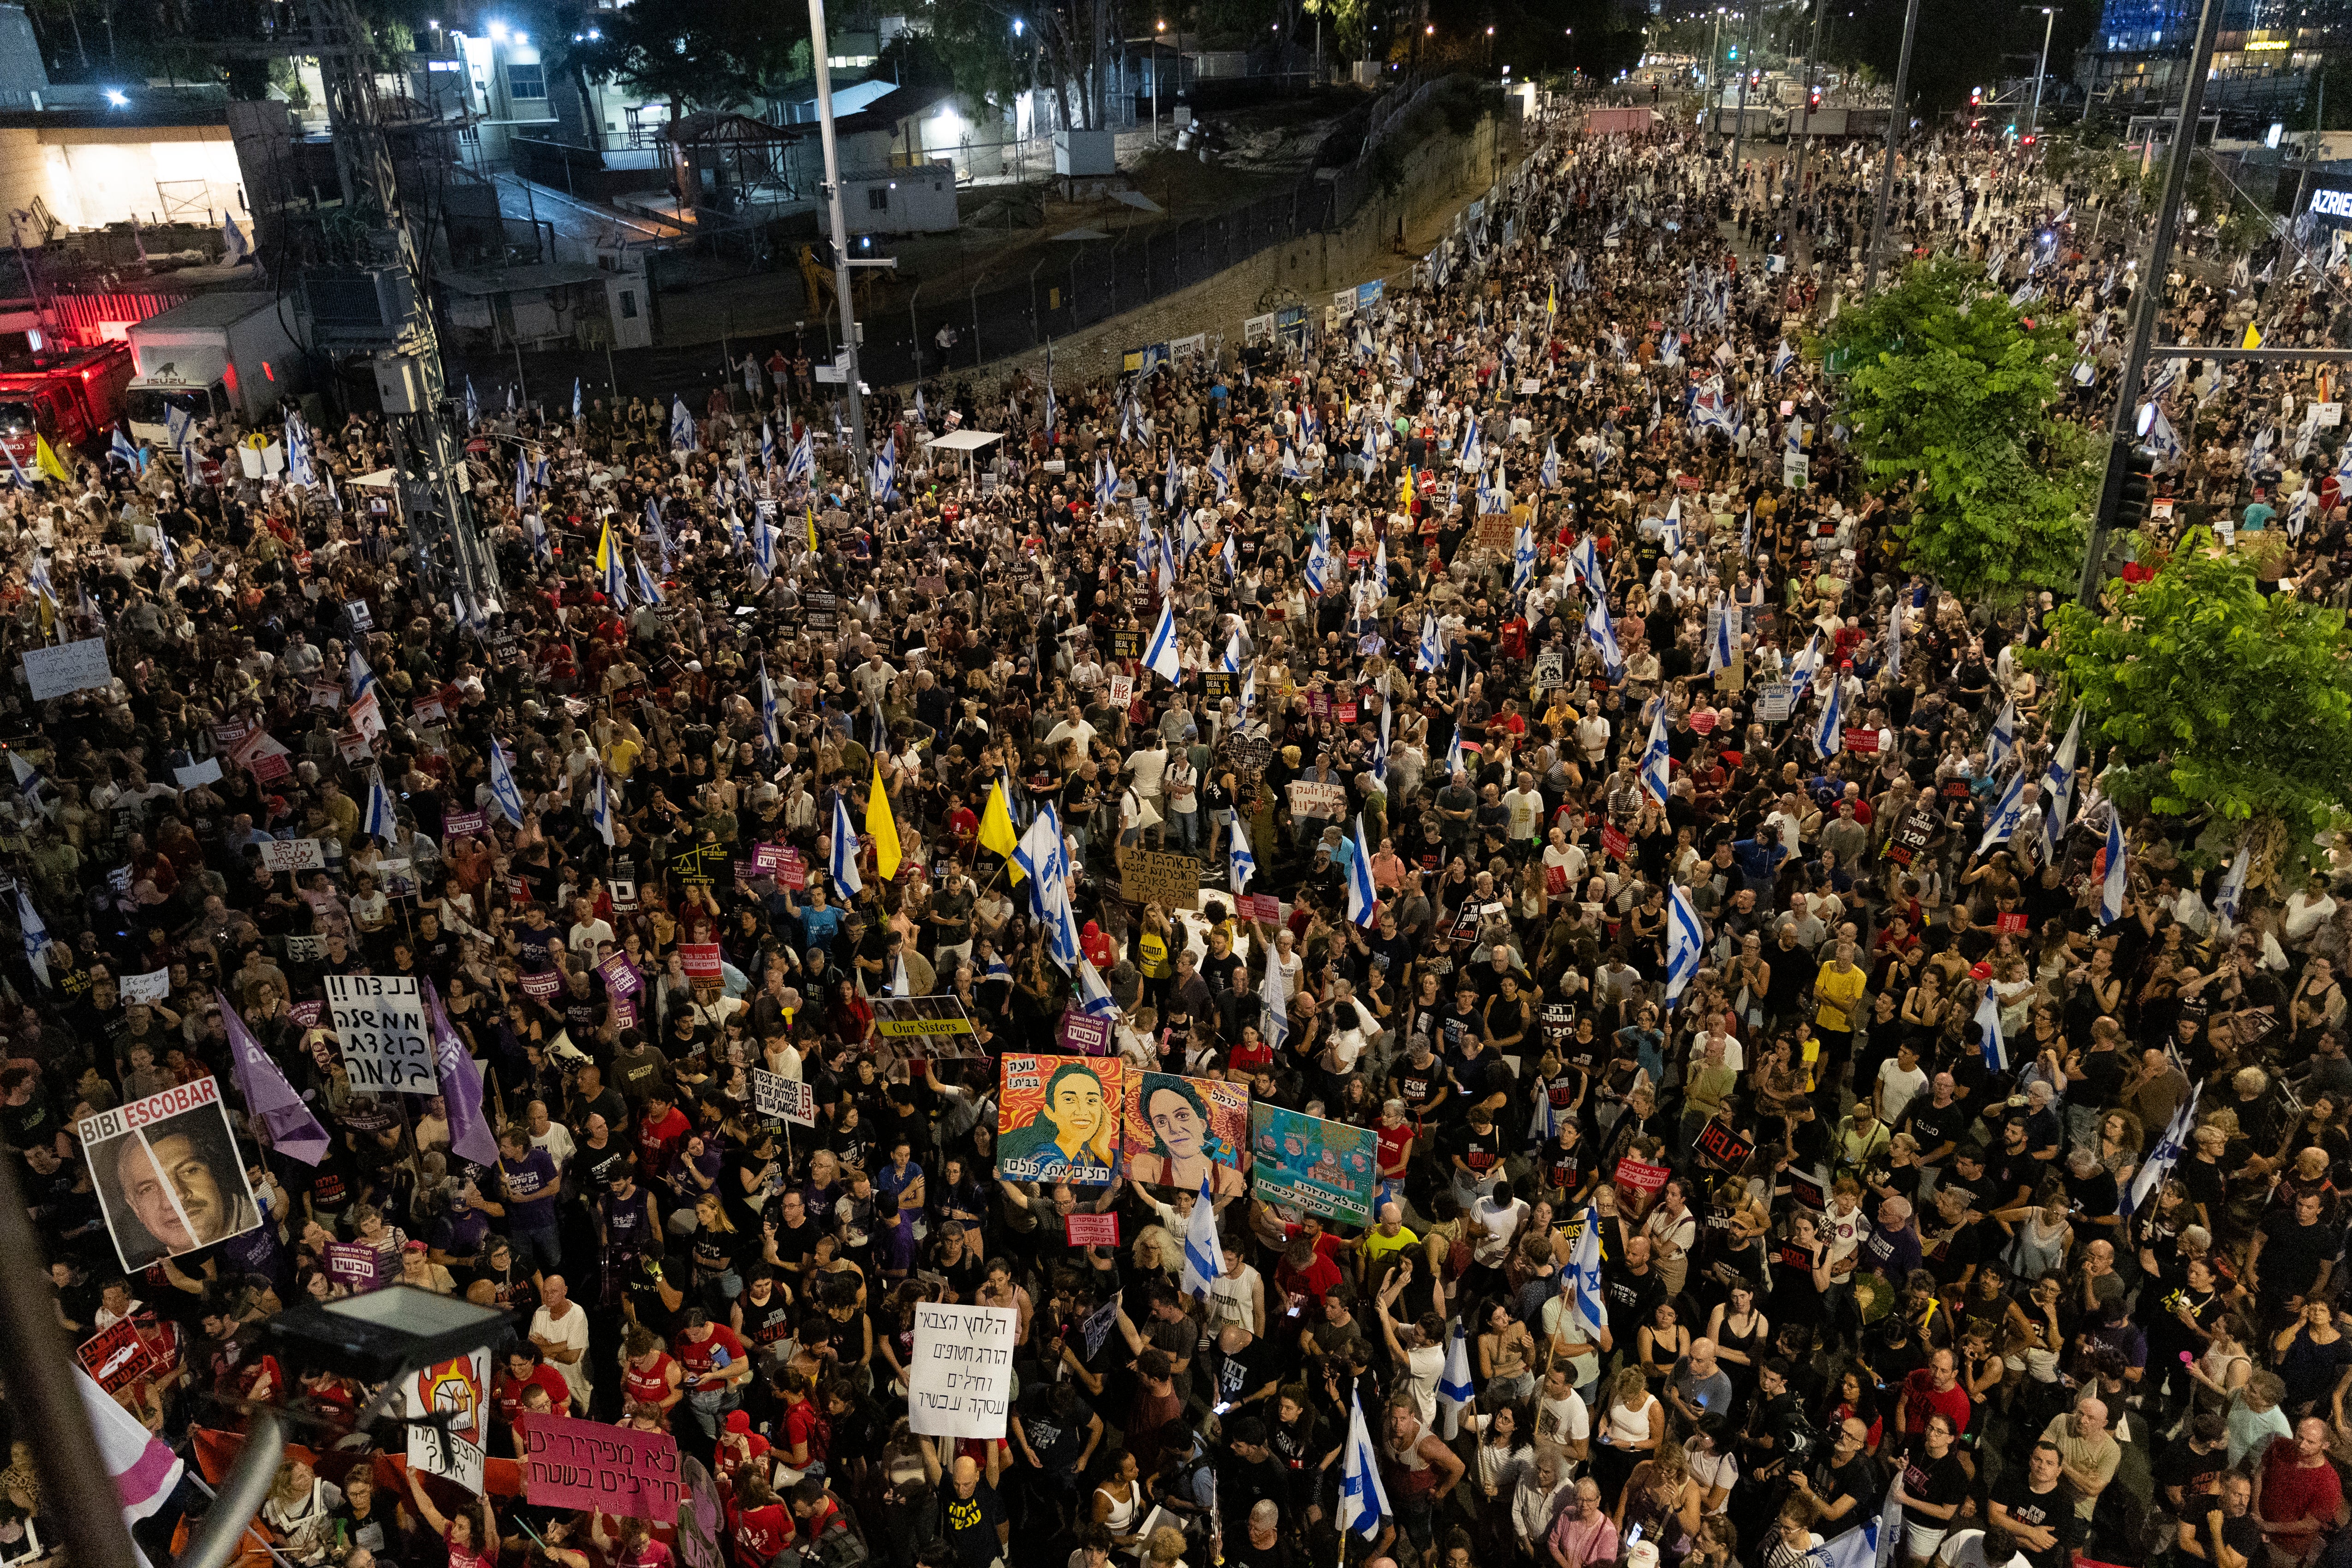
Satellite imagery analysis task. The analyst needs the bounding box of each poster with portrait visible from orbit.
[996,1055,1123,1185]
[1249,1103,1379,1224]
[76,1078,263,1271]
[1122,1073,1249,1198]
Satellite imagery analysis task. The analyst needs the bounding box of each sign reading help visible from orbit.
[324,974,437,1093]
[908,1303,1018,1439]
[521,1413,682,1522]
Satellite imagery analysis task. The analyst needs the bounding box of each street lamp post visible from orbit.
[806,0,869,495]
[2025,5,2055,142]
[1861,0,1921,297]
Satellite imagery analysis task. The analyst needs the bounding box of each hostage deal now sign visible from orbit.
[521,1414,681,1522]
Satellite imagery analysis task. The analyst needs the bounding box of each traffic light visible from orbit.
[1970,85,1983,106]
[1809,86,1821,108]
[2115,446,2157,532]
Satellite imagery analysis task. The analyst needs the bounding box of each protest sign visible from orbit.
[609,878,639,910]
[997,1056,1123,1184]
[1249,1103,1378,1223]
[173,757,224,790]
[1117,846,1201,908]
[1615,1157,1671,1195]
[1123,1073,1249,1196]
[1696,1121,1756,1170]
[22,637,113,701]
[521,970,564,1000]
[1535,649,1568,689]
[1066,1212,1120,1248]
[260,839,326,874]
[1842,728,1881,754]
[405,1348,491,1493]
[1601,825,1630,861]
[1236,893,1283,925]
[327,1241,380,1290]
[76,1078,263,1271]
[1107,672,1134,707]
[871,995,978,1039]
[751,843,792,874]
[120,968,171,1004]
[325,975,437,1094]
[521,1414,681,1522]
[680,944,723,980]
[751,1069,815,1127]
[1286,781,1348,821]
[1755,683,1794,723]
[598,952,644,999]
[1082,1294,1124,1358]
[289,1001,325,1028]
[77,1321,158,1393]
[907,1303,1017,1439]
[1056,1012,1113,1056]
[443,808,488,835]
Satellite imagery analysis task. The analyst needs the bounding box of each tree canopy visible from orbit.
[1820,255,2094,603]
[2023,533,2352,847]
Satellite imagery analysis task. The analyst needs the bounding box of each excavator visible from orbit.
[797,243,884,322]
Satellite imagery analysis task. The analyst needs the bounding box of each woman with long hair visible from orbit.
[1589,1365,1662,1513]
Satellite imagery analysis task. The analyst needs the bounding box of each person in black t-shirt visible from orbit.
[2154,1412,2230,1513]
[1792,1414,1880,1541]
[1987,1441,2083,1568]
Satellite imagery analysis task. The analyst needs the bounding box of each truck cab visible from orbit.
[124,364,226,450]
[0,343,136,469]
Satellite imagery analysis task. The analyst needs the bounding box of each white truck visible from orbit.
[123,293,303,448]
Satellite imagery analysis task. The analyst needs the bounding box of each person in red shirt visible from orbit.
[635,1088,692,1183]
[674,1309,754,1438]
[714,1408,772,1485]
[495,1344,573,1434]
[944,795,980,857]
[2258,1419,2343,1560]
[1273,1233,1344,1314]
[773,1368,831,1480]
[620,1324,684,1420]
[724,1469,794,1568]
[1898,1349,1972,1443]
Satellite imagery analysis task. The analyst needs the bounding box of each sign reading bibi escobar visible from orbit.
[76,1078,263,1271]
[908,1302,1017,1438]
[521,1413,681,1522]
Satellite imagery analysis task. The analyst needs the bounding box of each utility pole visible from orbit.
[1791,0,1827,200]
[1707,8,1725,102]
[2295,71,2324,221]
[1861,0,1921,298]
[1729,7,1757,172]
[807,0,871,498]
[2077,0,2223,603]
[2025,5,2055,142]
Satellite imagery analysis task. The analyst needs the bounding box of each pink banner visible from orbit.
[1066,1212,1120,1247]
[444,809,488,835]
[290,1001,324,1028]
[520,1413,680,1522]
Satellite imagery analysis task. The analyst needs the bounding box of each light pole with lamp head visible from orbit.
[2024,5,2055,142]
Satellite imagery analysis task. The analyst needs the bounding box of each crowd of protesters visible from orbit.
[2,96,2352,1568]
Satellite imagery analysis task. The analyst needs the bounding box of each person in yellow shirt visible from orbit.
[1812,937,1869,1108]
[601,723,645,781]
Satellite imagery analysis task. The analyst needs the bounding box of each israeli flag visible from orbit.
[1986,697,2019,776]
[1095,457,1119,512]
[1437,1320,1476,1439]
[1640,703,1672,803]
[1347,815,1380,928]
[1261,928,1289,1051]
[2041,709,2082,855]
[1584,594,1624,681]
[1371,538,1388,602]
[1770,339,1796,378]
[1887,600,1903,681]
[361,769,397,841]
[670,396,695,451]
[1976,768,2028,854]
[1337,1391,1393,1543]
[2100,812,2128,926]
[1208,443,1229,500]
[1075,956,1117,1016]
[1787,633,1823,705]
[1976,977,2008,1072]
[601,539,630,609]
[757,659,783,751]
[572,378,582,422]
[1179,1176,1222,1297]
[1566,1202,1609,1332]
[633,556,665,606]
[786,429,814,484]
[284,413,315,485]
[2126,1086,2202,1217]
[2217,843,2251,931]
[512,448,532,512]
[1813,667,1845,759]
[463,377,480,430]
[1223,630,1243,674]
[830,794,865,897]
[348,648,378,700]
[1239,660,1256,713]
[753,515,776,575]
[1418,611,1444,674]
[1707,595,1734,673]
[1142,597,1183,683]
[1303,526,1334,597]
[589,768,617,848]
[1570,535,1603,601]
[1459,411,1481,470]
[1665,880,1703,1008]
[1542,438,1560,489]
[1164,445,1182,507]
[110,427,142,471]
[1281,444,1305,481]
[17,886,48,989]
[1372,698,1391,787]
[163,402,193,455]
[487,738,526,826]
[1229,820,1257,896]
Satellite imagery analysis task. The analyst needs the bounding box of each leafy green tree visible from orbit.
[2022,534,2352,877]
[570,0,792,199]
[1820,254,2094,602]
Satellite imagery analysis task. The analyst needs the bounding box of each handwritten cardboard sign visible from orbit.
[751,1069,815,1127]
[907,1304,1017,1439]
[260,838,326,874]
[1066,1212,1120,1248]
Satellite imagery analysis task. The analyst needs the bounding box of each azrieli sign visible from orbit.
[2308,188,2352,223]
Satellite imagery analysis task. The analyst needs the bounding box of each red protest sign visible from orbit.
[1842,728,1881,754]
[77,1321,157,1393]
[1996,912,2029,934]
[1601,826,1630,861]
[1614,1157,1669,1194]
[1066,1212,1121,1247]
[681,943,723,980]
[1237,893,1283,925]
[520,1414,679,1522]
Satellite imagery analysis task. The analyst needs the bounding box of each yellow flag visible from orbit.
[979,780,1020,874]
[808,504,820,553]
[2243,323,2264,350]
[594,519,613,571]
[867,759,902,881]
[34,435,68,485]
[1548,282,1557,316]
[1399,470,1414,508]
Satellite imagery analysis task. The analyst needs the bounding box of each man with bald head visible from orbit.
[1670,1337,1734,1422]
[935,1449,1008,1568]
[2037,1396,2118,1520]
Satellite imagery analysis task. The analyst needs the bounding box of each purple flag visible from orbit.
[424,977,499,1167]
[217,987,331,1166]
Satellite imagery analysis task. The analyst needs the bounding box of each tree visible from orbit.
[1819,254,2094,602]
[569,0,792,201]
[2022,533,2352,867]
